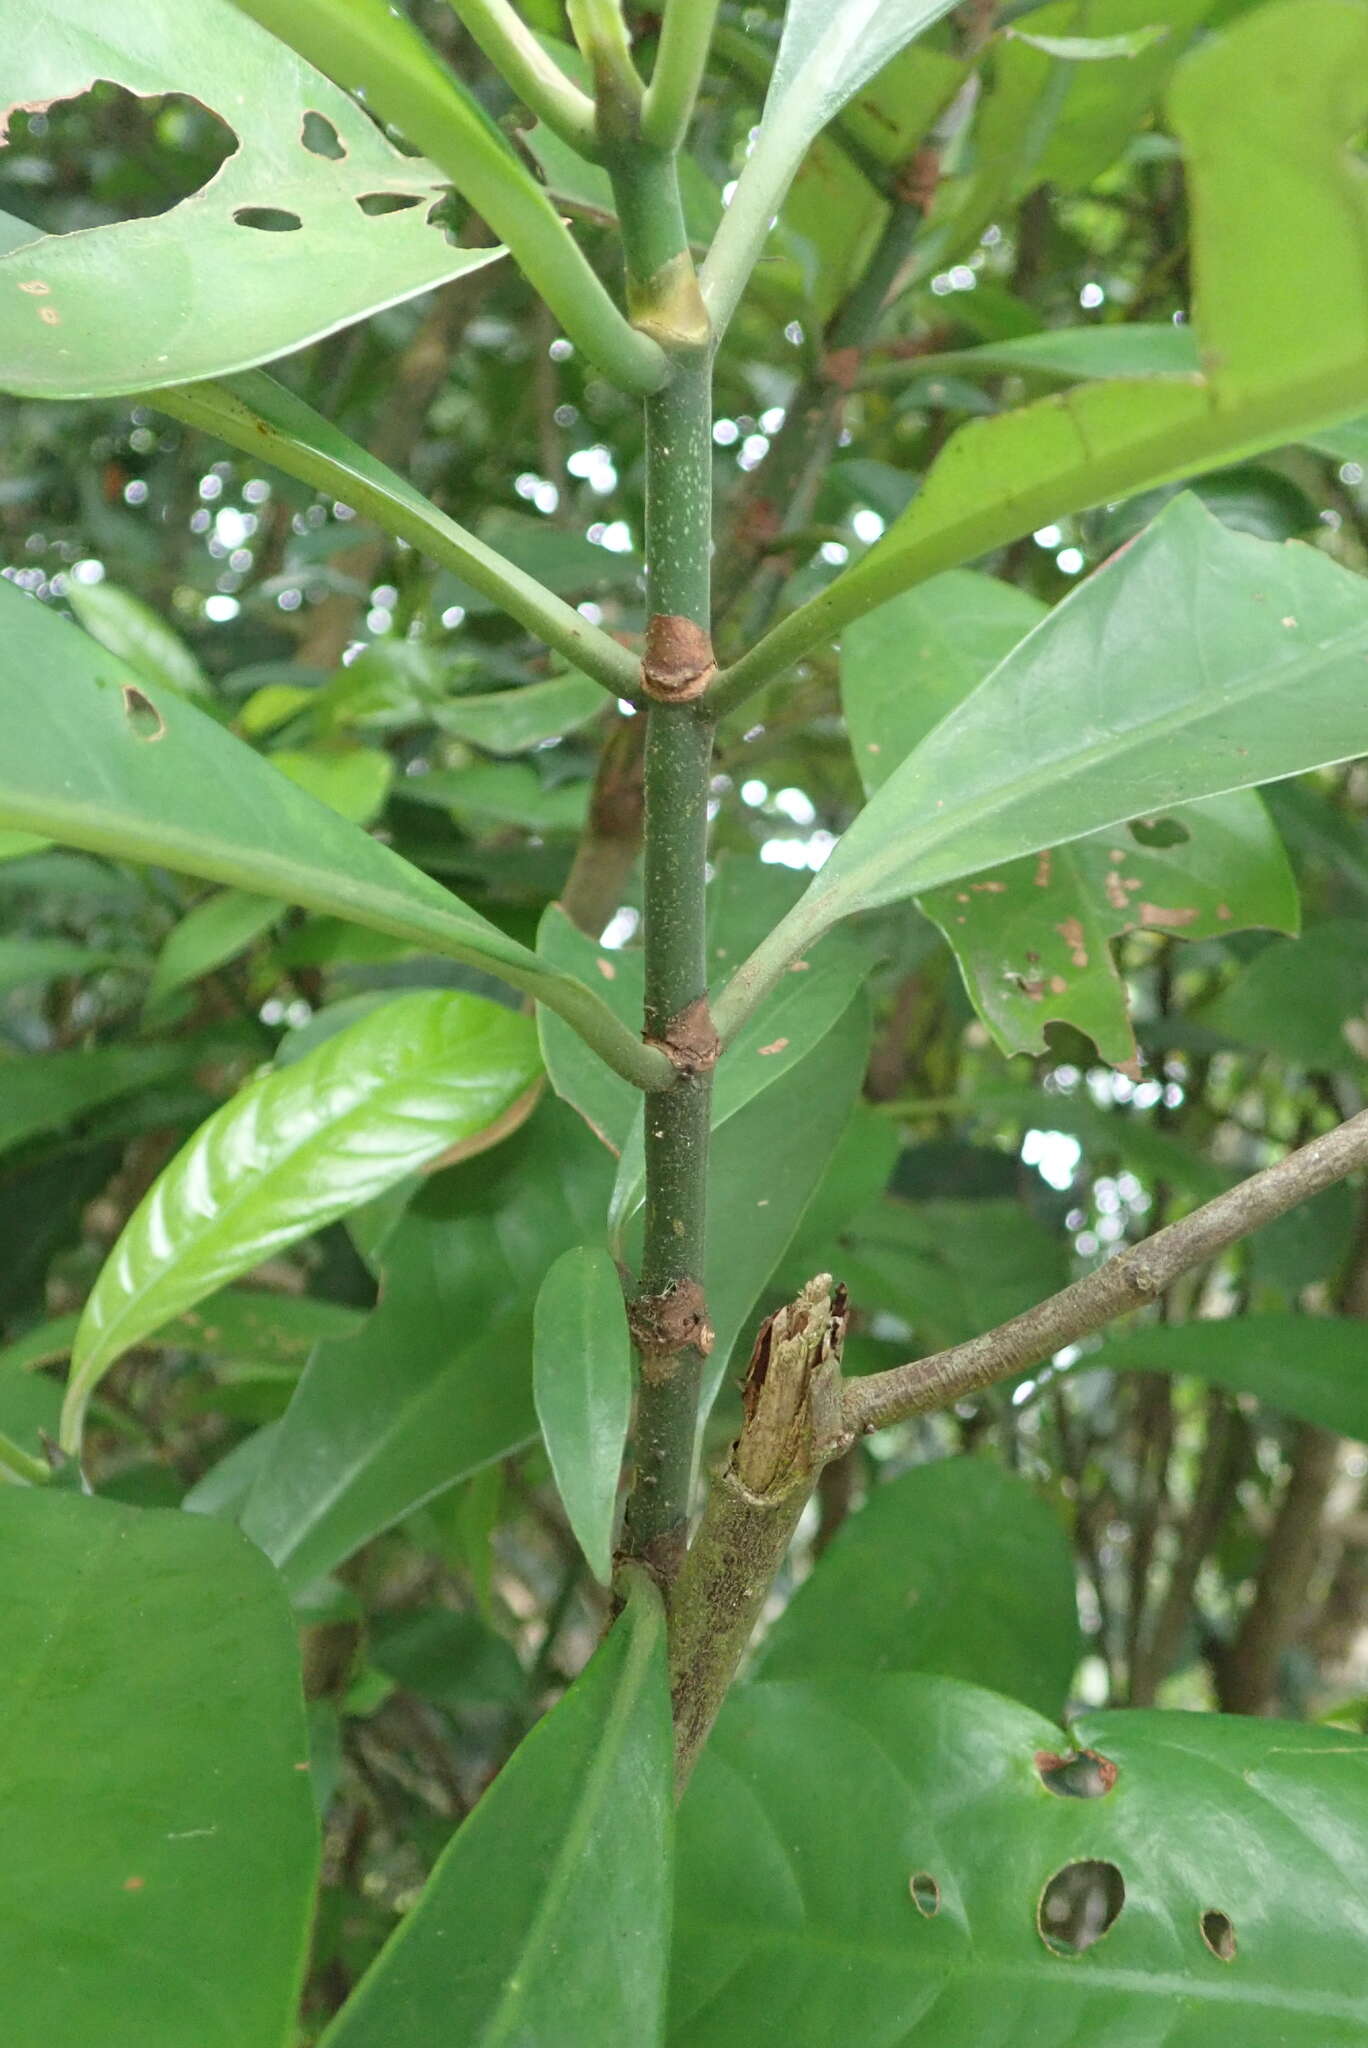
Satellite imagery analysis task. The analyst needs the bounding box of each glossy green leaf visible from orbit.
[921,322,1200,385]
[673,1675,1368,2046]
[842,563,1299,1063]
[702,0,960,334]
[756,1459,1080,1718]
[703,993,872,1403]
[718,495,1368,1035]
[323,1575,670,2048]
[1006,24,1169,59]
[0,1488,317,2048]
[533,1246,632,1585]
[1199,920,1368,1071]
[65,991,540,1450]
[147,889,283,1008]
[843,570,1046,789]
[923,791,1299,1065]
[404,762,589,836]
[0,577,658,1086]
[724,0,1368,697]
[273,746,394,825]
[435,671,606,755]
[536,904,642,1155]
[240,1100,611,1590]
[0,1043,188,1158]
[226,0,665,393]
[0,0,505,398]
[66,579,211,698]
[1089,1315,1368,1440]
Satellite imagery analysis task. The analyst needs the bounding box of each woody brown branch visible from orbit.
[843,1105,1368,1439]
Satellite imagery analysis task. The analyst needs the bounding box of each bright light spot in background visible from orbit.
[243,478,271,504]
[516,472,559,515]
[1079,282,1105,309]
[784,321,804,346]
[198,473,223,502]
[773,786,816,826]
[549,337,574,362]
[1057,547,1085,575]
[761,831,835,871]
[760,406,786,433]
[1021,1128,1082,1190]
[617,697,637,717]
[577,600,603,624]
[71,559,105,585]
[214,506,255,549]
[123,479,149,506]
[713,419,740,446]
[852,508,885,543]
[441,605,465,629]
[820,541,849,565]
[948,264,976,291]
[593,520,633,553]
[740,778,768,806]
[566,445,617,493]
[722,179,738,205]
[601,905,640,949]
[204,594,239,622]
[1341,462,1364,486]
[738,434,769,470]
[1033,524,1062,548]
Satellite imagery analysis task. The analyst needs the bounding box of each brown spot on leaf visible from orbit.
[1139,902,1199,927]
[1049,975,1068,995]
[1104,870,1129,912]
[1216,902,1232,920]
[122,1877,145,1892]
[1056,917,1088,968]
[971,879,1007,894]
[758,1038,789,1056]
[595,956,616,979]
[18,279,51,295]
[1034,850,1053,888]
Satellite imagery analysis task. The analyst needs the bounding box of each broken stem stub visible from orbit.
[669,1275,851,1790]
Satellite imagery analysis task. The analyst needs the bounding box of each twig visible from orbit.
[844,1106,1368,1437]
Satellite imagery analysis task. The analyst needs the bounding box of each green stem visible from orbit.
[622,359,716,1577]
[230,0,665,394]
[0,1431,51,1487]
[445,0,600,154]
[568,0,645,121]
[152,372,642,701]
[641,0,722,154]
